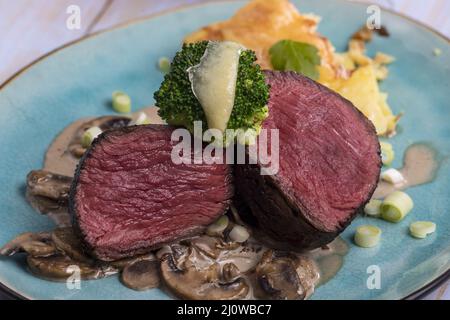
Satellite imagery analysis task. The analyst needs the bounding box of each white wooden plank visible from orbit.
[91,0,449,37]
[354,0,450,37]
[1,0,447,85]
[0,0,108,84]
[90,0,216,33]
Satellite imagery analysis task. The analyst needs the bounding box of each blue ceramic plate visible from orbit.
[0,0,449,300]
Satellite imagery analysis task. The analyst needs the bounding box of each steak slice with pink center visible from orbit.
[235,71,381,250]
[70,124,233,261]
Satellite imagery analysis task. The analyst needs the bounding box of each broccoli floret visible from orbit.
[154,41,270,140]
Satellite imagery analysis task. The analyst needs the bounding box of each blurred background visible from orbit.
[0,0,449,84]
[0,0,448,300]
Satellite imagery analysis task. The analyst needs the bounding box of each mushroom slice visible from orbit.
[186,235,263,274]
[187,236,241,259]
[0,232,52,256]
[216,240,241,251]
[25,194,67,214]
[222,262,240,283]
[186,236,225,259]
[27,170,72,202]
[21,241,57,257]
[255,250,319,300]
[110,253,156,270]
[51,227,93,264]
[25,194,71,226]
[27,255,117,281]
[160,246,249,300]
[295,256,320,298]
[155,245,173,260]
[26,170,72,225]
[121,259,160,291]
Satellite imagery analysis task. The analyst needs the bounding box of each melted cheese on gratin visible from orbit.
[185,0,338,73]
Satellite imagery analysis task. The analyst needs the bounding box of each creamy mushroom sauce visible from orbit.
[9,107,352,299]
[7,108,439,299]
[373,143,440,199]
[44,107,163,177]
[27,108,163,226]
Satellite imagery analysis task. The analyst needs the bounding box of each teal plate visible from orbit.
[0,0,449,300]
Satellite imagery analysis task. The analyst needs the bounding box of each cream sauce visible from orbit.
[307,237,348,285]
[44,107,163,177]
[188,41,243,132]
[26,109,351,299]
[34,108,163,226]
[373,143,440,199]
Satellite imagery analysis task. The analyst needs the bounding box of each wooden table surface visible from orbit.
[0,0,448,300]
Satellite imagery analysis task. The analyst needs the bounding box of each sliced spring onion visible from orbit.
[129,112,150,126]
[229,225,250,243]
[354,225,381,248]
[81,126,102,148]
[433,48,442,56]
[206,215,229,236]
[409,221,436,239]
[381,191,414,223]
[380,141,394,166]
[381,168,405,185]
[364,199,382,217]
[112,91,131,113]
[158,57,171,73]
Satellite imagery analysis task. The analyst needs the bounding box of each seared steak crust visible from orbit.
[235,71,381,250]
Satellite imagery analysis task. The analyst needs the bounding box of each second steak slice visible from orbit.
[235,71,381,251]
[70,125,233,261]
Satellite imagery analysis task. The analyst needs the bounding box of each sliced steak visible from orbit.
[235,71,381,250]
[70,125,233,261]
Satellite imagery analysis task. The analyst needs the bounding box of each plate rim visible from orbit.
[0,0,448,300]
[1,0,449,91]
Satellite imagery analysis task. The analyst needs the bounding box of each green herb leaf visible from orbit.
[269,40,321,80]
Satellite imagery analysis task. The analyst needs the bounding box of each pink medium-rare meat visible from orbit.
[70,125,233,261]
[234,71,381,250]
